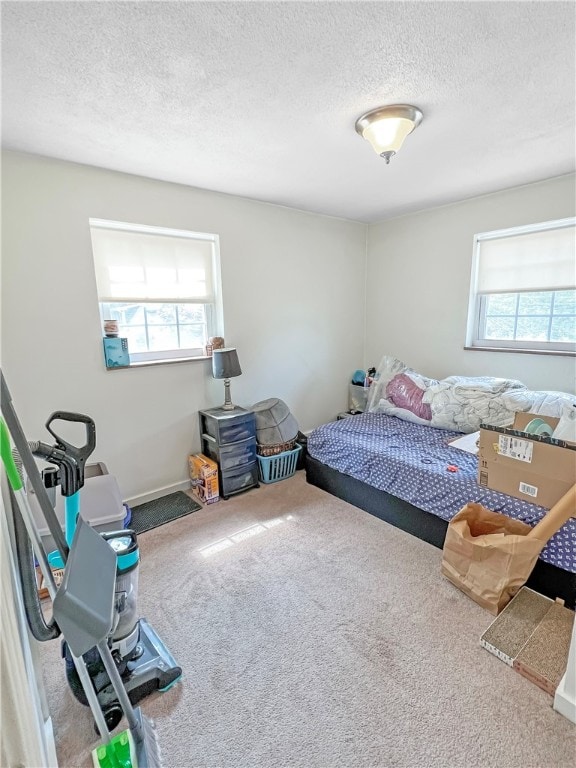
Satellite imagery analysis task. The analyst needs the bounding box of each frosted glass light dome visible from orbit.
[355,105,423,163]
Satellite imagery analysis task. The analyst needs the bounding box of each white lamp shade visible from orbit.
[356,105,423,158]
[361,117,416,155]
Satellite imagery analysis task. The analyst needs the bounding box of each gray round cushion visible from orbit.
[251,398,299,445]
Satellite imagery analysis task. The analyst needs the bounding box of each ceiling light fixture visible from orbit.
[355,104,423,164]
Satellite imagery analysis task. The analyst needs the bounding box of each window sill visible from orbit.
[464,345,576,357]
[106,355,212,370]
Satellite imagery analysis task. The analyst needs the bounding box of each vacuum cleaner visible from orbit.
[0,370,182,764]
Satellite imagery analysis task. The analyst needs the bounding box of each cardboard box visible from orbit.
[188,453,219,504]
[478,413,576,509]
[480,587,575,696]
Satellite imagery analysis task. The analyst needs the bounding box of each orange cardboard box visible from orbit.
[188,453,219,504]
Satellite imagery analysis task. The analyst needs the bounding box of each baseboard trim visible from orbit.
[44,716,58,768]
[554,676,576,724]
[126,480,191,508]
[553,616,576,724]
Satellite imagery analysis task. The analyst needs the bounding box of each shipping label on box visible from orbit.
[497,434,533,463]
[479,413,576,509]
[188,453,219,504]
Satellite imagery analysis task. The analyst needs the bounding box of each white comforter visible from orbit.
[500,389,576,417]
[423,376,525,433]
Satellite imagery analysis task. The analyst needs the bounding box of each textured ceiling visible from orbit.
[2,1,575,223]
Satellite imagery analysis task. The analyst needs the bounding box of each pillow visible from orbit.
[386,373,432,421]
[367,356,438,413]
[366,356,407,412]
[373,400,433,427]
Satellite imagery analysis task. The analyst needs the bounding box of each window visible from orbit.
[90,219,223,363]
[466,218,576,354]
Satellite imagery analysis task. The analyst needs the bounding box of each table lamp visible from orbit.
[212,348,242,410]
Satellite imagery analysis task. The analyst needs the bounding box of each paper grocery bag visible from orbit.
[441,503,544,615]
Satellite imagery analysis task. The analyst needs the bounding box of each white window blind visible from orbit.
[90,219,216,303]
[476,219,576,294]
[467,217,576,354]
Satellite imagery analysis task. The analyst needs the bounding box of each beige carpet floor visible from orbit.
[39,472,575,768]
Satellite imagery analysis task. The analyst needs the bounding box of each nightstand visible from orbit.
[337,410,363,420]
[199,407,259,499]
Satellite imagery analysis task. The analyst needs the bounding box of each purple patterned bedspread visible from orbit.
[308,412,576,573]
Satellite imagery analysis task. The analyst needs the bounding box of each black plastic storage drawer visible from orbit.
[202,434,257,471]
[200,408,256,444]
[221,463,259,498]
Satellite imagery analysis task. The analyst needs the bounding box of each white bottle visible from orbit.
[552,404,576,443]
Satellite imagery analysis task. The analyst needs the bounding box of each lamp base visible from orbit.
[221,379,236,410]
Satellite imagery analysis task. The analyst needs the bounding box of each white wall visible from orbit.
[366,174,576,392]
[4,153,573,502]
[1,151,366,500]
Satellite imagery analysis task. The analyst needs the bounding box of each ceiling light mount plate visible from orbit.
[355,104,423,135]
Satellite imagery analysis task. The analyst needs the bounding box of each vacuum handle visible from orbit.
[45,411,96,465]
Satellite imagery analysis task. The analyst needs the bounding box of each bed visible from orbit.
[305,411,576,608]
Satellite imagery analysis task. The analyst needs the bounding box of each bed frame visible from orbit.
[306,455,576,609]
